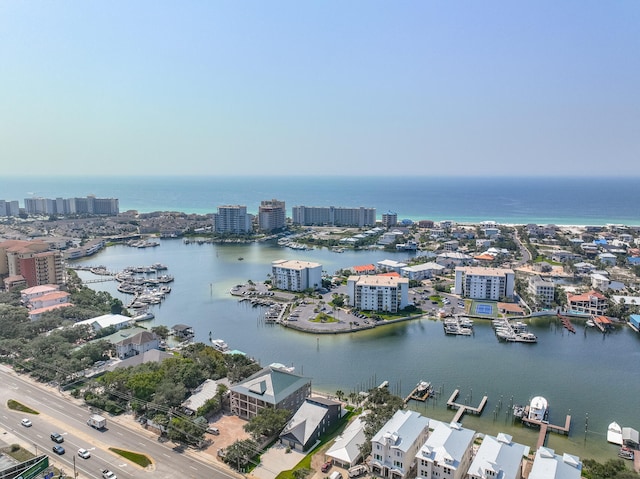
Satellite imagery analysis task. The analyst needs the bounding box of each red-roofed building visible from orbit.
[498,302,525,316]
[567,290,607,316]
[377,272,401,277]
[474,253,495,262]
[353,264,375,274]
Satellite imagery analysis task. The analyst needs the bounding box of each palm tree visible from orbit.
[335,390,344,401]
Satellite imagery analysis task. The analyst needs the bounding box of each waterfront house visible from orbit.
[466,432,529,479]
[114,330,160,360]
[528,447,582,479]
[279,396,342,452]
[370,410,430,479]
[566,290,607,316]
[75,313,133,332]
[629,314,640,333]
[325,415,367,468]
[436,252,473,269]
[20,284,60,303]
[171,324,194,339]
[229,365,311,420]
[415,420,474,479]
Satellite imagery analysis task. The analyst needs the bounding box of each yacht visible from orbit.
[133,311,155,322]
[211,338,229,352]
[528,396,548,422]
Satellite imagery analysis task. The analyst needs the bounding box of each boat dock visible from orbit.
[522,414,572,448]
[404,381,434,404]
[446,389,488,423]
[557,313,576,333]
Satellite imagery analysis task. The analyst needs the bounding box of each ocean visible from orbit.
[1,175,639,225]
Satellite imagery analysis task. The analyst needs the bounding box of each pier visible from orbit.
[521,414,572,448]
[557,313,576,333]
[446,389,488,423]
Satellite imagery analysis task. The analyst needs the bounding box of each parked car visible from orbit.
[21,418,32,427]
[50,433,64,443]
[321,461,332,473]
[52,445,65,455]
[78,448,91,459]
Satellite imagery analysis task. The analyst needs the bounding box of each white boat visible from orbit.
[607,421,623,445]
[417,381,432,393]
[133,311,155,321]
[528,396,548,422]
[211,338,229,352]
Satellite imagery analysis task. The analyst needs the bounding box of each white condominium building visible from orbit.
[347,275,409,313]
[292,206,376,227]
[258,199,286,232]
[213,205,253,234]
[271,260,323,292]
[453,266,515,300]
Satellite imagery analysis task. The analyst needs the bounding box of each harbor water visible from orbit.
[72,238,640,463]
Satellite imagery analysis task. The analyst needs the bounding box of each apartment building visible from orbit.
[292,206,376,227]
[528,275,555,308]
[370,410,430,479]
[258,199,286,232]
[23,195,119,216]
[213,205,253,234]
[271,259,322,292]
[453,266,515,301]
[0,200,20,216]
[382,211,398,228]
[0,240,64,289]
[347,275,409,313]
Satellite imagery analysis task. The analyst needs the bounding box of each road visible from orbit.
[0,366,241,479]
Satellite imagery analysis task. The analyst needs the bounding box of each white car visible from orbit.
[102,470,117,479]
[21,418,32,427]
[78,448,91,459]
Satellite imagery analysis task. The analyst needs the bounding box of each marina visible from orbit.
[69,238,640,463]
[446,389,489,423]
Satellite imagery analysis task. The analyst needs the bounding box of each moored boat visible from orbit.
[607,421,623,445]
[528,396,548,422]
[211,338,229,352]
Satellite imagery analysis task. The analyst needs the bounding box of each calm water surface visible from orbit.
[73,239,640,462]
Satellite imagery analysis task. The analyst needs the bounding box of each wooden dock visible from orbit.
[403,382,433,404]
[446,389,488,423]
[521,414,572,448]
[557,313,576,333]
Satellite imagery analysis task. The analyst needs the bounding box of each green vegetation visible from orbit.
[582,458,637,479]
[310,313,338,323]
[109,448,153,467]
[0,444,35,462]
[7,399,39,415]
[244,407,291,440]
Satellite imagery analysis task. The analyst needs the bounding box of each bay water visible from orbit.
[72,238,640,463]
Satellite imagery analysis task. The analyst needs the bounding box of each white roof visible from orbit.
[402,262,445,273]
[529,447,582,479]
[467,433,530,479]
[377,259,408,268]
[181,379,220,412]
[74,313,133,331]
[326,416,367,466]
[418,420,474,468]
[372,410,429,454]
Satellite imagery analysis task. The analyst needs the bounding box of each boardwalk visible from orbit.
[557,313,576,333]
[446,389,488,423]
[521,414,572,448]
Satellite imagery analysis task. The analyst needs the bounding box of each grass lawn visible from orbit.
[109,448,153,467]
[7,399,39,415]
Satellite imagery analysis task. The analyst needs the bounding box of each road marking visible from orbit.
[162,453,170,458]
[189,465,198,471]
[116,431,123,436]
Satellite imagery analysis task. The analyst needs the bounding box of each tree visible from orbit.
[243,407,290,440]
[224,438,259,471]
[166,416,205,446]
[335,390,345,401]
[151,325,170,340]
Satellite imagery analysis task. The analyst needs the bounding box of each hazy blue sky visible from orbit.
[1,1,638,177]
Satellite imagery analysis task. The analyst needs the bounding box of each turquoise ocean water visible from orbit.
[1,175,639,225]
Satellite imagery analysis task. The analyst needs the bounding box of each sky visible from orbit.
[1,1,639,177]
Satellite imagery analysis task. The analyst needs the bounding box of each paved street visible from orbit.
[0,365,242,479]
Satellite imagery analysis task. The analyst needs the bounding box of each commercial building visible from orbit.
[0,240,65,289]
[347,275,409,313]
[453,266,515,301]
[213,205,253,234]
[292,206,376,227]
[258,199,286,232]
[272,259,323,292]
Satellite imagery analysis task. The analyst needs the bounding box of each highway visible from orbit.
[0,366,241,479]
